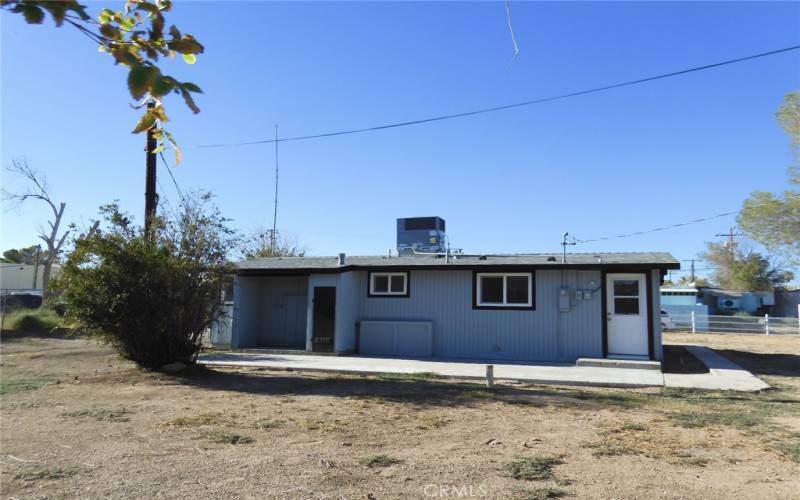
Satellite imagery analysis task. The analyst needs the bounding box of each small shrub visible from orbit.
[360,454,403,468]
[4,308,61,333]
[503,456,563,481]
[55,198,237,369]
[208,431,254,444]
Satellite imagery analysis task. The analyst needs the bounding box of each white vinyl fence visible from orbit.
[665,309,800,336]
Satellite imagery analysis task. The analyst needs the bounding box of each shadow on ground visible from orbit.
[174,365,649,411]
[662,345,709,374]
[716,350,800,378]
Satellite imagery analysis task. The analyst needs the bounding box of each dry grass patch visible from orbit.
[668,452,709,467]
[253,419,284,430]
[161,412,226,428]
[60,407,131,422]
[302,417,346,432]
[417,414,451,429]
[516,487,570,500]
[208,431,254,444]
[584,421,689,459]
[0,376,53,395]
[15,467,82,481]
[668,410,766,430]
[774,440,800,463]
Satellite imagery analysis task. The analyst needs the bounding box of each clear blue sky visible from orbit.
[2,1,799,280]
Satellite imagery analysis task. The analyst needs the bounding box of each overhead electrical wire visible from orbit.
[574,211,737,243]
[189,44,800,149]
[159,152,186,204]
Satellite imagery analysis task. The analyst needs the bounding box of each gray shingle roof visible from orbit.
[236,252,680,273]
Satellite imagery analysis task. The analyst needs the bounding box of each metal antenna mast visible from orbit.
[561,232,576,263]
[271,123,279,254]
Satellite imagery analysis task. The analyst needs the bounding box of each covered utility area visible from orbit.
[232,275,308,349]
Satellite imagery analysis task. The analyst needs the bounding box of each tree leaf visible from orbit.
[181,82,203,94]
[127,65,158,100]
[132,112,157,133]
[21,4,45,24]
[151,75,174,97]
[181,53,197,65]
[179,89,200,114]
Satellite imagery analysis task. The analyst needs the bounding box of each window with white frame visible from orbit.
[475,272,533,308]
[369,272,408,296]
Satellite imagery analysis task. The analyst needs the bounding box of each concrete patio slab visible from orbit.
[663,345,770,392]
[199,353,665,389]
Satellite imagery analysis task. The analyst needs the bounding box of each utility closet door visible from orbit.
[606,273,649,359]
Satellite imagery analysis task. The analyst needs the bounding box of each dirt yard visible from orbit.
[1,333,799,499]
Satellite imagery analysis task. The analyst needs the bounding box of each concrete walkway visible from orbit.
[199,346,768,392]
[199,352,664,388]
[663,345,770,392]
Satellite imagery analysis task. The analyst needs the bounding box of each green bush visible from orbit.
[55,196,237,369]
[3,308,61,333]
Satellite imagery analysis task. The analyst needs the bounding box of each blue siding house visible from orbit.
[231,258,678,364]
[229,217,678,363]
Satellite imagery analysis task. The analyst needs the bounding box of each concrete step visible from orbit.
[576,358,662,371]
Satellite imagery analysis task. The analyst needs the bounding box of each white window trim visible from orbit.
[476,272,533,307]
[370,272,408,296]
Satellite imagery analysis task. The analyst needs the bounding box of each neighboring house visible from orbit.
[226,217,679,363]
[705,289,774,315]
[660,284,775,316]
[0,263,61,292]
[660,285,710,317]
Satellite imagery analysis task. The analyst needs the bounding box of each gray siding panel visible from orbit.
[357,270,602,362]
[235,276,307,348]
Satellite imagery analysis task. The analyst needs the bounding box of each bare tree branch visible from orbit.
[4,158,68,299]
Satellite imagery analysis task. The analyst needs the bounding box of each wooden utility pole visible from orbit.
[144,101,158,236]
[715,226,743,250]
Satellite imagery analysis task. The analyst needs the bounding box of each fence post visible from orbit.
[765,314,770,336]
[691,311,696,334]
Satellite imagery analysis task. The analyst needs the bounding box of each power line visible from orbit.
[158,152,186,204]
[189,44,800,149]
[575,211,737,244]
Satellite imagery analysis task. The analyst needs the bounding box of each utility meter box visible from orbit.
[559,288,570,312]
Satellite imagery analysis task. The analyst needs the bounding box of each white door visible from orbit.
[606,273,649,359]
